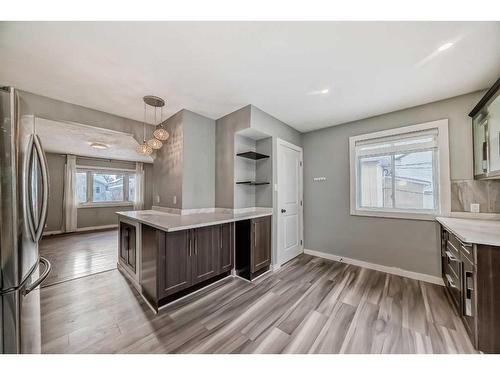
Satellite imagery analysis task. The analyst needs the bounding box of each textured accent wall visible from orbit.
[451,180,500,213]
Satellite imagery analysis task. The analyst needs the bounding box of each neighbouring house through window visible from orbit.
[349,119,451,220]
[76,169,136,206]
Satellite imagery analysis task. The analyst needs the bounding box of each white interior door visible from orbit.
[277,139,303,266]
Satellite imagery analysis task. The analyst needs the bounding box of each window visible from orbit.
[76,169,136,206]
[349,119,450,220]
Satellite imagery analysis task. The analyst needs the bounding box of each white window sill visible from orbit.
[78,202,134,209]
[350,208,439,221]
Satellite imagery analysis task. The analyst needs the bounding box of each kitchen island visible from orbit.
[116,208,272,311]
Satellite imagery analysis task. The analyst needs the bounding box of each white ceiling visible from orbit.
[1,22,499,132]
[25,117,154,163]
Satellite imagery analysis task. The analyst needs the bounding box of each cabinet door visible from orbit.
[251,216,271,273]
[192,226,219,284]
[159,230,192,298]
[219,223,234,273]
[119,222,129,262]
[473,116,489,177]
[120,222,136,272]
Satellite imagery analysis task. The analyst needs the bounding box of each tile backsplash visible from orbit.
[451,180,500,213]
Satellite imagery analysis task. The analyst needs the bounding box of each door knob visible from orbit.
[281,209,286,213]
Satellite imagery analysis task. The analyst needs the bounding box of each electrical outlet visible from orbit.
[156,195,160,203]
[173,196,177,205]
[470,203,480,213]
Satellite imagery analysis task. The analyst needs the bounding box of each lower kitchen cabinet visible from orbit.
[251,216,271,274]
[441,227,500,353]
[235,216,272,280]
[142,223,234,310]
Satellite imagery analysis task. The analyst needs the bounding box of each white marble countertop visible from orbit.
[117,208,272,232]
[436,217,500,247]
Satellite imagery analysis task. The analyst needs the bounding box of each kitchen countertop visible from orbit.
[117,208,273,232]
[436,217,500,247]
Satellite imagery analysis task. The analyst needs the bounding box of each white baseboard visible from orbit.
[304,248,444,286]
[75,224,118,232]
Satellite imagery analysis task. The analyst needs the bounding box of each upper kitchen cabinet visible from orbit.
[470,77,500,179]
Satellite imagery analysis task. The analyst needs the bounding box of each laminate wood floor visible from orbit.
[40,254,477,354]
[39,230,118,287]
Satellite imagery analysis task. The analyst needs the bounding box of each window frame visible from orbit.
[76,166,136,208]
[349,119,450,221]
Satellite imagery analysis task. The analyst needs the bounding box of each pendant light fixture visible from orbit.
[137,95,167,155]
[145,95,168,148]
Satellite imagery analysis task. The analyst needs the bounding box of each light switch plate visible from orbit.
[470,203,480,213]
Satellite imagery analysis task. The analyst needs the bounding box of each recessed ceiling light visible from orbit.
[438,42,454,52]
[307,88,330,96]
[90,142,108,150]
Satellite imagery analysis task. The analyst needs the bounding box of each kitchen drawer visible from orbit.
[444,264,461,312]
[460,242,474,264]
[447,235,461,260]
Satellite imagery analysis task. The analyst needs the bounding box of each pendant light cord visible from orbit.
[143,101,146,142]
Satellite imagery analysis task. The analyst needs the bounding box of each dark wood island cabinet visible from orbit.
[135,214,271,311]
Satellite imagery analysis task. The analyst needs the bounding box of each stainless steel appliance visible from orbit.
[1,86,51,354]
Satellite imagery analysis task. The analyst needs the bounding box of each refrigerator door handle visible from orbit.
[33,134,49,242]
[24,134,37,242]
[23,257,51,296]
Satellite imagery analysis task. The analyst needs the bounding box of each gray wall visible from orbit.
[302,90,486,278]
[153,109,216,210]
[153,110,184,209]
[182,110,216,209]
[215,105,251,208]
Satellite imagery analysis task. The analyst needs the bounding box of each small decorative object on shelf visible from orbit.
[236,151,270,160]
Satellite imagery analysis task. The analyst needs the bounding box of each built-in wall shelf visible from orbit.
[236,181,270,186]
[236,151,270,160]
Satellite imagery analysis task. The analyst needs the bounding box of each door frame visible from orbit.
[276,138,304,267]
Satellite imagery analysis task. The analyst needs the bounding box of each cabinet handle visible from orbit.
[445,273,457,289]
[445,250,458,262]
[188,231,192,256]
[194,230,197,255]
[220,226,222,249]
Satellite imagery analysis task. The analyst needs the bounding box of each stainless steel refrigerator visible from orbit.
[1,86,51,354]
